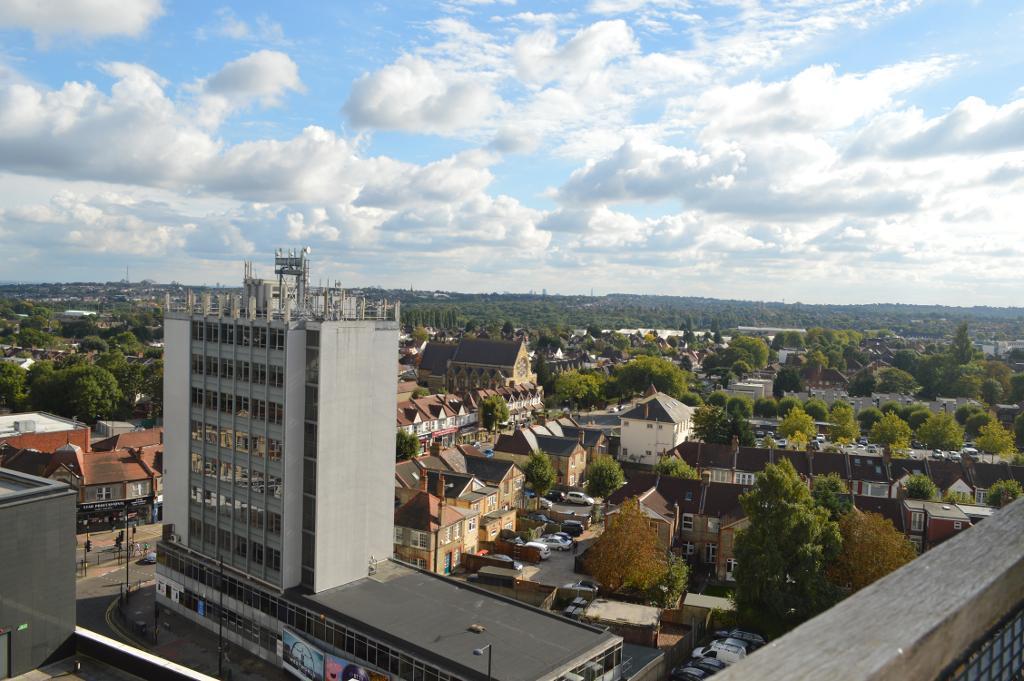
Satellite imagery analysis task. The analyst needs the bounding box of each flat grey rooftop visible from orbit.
[0,411,83,438]
[293,560,620,681]
[0,468,73,505]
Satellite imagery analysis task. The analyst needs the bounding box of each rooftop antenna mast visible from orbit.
[274,246,312,314]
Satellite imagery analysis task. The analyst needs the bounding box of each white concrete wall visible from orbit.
[162,316,191,543]
[281,327,307,589]
[619,418,690,466]
[313,319,398,592]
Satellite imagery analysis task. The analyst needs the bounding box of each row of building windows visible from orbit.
[191,354,286,388]
[191,421,282,461]
[186,518,282,570]
[189,456,283,497]
[160,546,455,681]
[192,321,286,350]
[189,491,283,534]
[191,388,283,425]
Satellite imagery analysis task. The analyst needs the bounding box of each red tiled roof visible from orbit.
[80,449,154,485]
[92,428,162,452]
[393,491,464,532]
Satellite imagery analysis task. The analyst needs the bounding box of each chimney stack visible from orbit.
[419,472,429,492]
[436,473,446,501]
[701,470,711,488]
[430,440,441,457]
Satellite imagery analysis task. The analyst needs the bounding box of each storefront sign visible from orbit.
[431,427,459,437]
[325,653,390,681]
[79,496,150,512]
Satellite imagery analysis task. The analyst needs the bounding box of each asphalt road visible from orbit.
[76,557,156,638]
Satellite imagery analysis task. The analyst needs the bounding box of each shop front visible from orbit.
[76,496,153,534]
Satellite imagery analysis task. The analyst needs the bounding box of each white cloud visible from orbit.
[344,55,502,135]
[0,0,163,43]
[191,50,304,127]
[197,7,286,44]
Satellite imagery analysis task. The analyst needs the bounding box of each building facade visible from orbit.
[618,392,694,466]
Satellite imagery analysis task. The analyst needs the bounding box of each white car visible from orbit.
[524,541,551,560]
[538,497,553,509]
[565,491,595,505]
[691,640,747,665]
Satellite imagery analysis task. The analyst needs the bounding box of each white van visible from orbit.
[691,640,747,665]
[524,541,551,560]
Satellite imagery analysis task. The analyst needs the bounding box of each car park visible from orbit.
[714,629,767,650]
[565,491,595,505]
[560,520,584,537]
[538,534,573,551]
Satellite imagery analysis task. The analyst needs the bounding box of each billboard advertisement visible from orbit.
[283,628,325,681]
[325,653,390,681]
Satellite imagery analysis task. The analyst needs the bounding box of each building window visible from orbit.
[96,486,111,500]
[705,543,717,564]
[976,489,987,504]
[683,542,694,556]
[954,521,963,530]
[412,531,429,549]
[394,527,404,545]
[736,472,755,486]
[711,469,730,483]
[646,423,653,429]
[726,558,737,580]
[682,514,693,531]
[443,527,451,543]
[911,512,924,532]
[468,518,477,532]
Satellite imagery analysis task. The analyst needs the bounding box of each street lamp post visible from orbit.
[473,644,492,681]
[124,499,130,597]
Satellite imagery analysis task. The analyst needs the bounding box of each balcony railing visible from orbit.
[713,498,1024,681]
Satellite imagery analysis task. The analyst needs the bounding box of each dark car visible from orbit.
[714,629,766,650]
[545,490,567,503]
[688,657,728,674]
[488,554,523,571]
[528,512,555,524]
[670,666,713,680]
[559,520,584,537]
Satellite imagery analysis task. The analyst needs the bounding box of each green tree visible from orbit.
[613,356,691,399]
[678,391,702,406]
[17,327,56,349]
[802,398,829,422]
[411,326,430,344]
[647,554,689,608]
[828,402,860,443]
[981,378,1004,406]
[986,479,1023,508]
[31,364,121,422]
[0,363,27,410]
[586,498,667,593]
[778,406,817,442]
[554,371,605,409]
[753,397,778,418]
[906,408,932,430]
[869,412,913,451]
[950,323,974,365]
[857,407,883,433]
[706,391,728,408]
[964,411,992,438]
[479,395,510,433]
[847,369,877,397]
[916,412,964,451]
[412,386,430,398]
[585,456,625,499]
[396,430,420,460]
[1009,374,1024,402]
[943,489,973,504]
[78,335,109,353]
[109,330,143,355]
[692,405,731,444]
[534,354,553,391]
[1016,413,1024,449]
[976,421,1017,456]
[734,459,841,626]
[726,396,753,419]
[653,456,699,479]
[728,336,771,369]
[876,368,920,395]
[955,403,985,426]
[777,396,802,417]
[904,474,938,501]
[812,473,853,520]
[524,451,557,497]
[773,367,803,398]
[142,358,163,417]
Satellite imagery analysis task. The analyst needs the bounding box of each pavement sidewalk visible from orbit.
[75,523,164,575]
[108,583,285,681]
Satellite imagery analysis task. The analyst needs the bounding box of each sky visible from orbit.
[0,0,1022,305]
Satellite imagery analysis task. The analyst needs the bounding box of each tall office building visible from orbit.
[160,248,399,593]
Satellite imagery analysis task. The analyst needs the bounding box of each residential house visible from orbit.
[393,487,479,575]
[618,392,694,466]
[902,499,971,552]
[799,366,849,390]
[492,428,588,489]
[540,417,609,461]
[464,383,544,429]
[462,453,526,511]
[396,393,476,448]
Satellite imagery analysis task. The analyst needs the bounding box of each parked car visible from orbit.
[670,666,714,681]
[545,490,567,503]
[713,629,767,650]
[865,444,880,454]
[538,497,553,509]
[139,551,157,565]
[687,657,729,675]
[560,520,584,537]
[755,430,765,438]
[858,436,869,445]
[815,434,826,442]
[775,438,788,448]
[538,534,573,551]
[948,452,962,462]
[565,491,595,505]
[528,512,555,524]
[691,640,747,665]
[489,554,523,571]
[563,579,599,592]
[524,541,551,560]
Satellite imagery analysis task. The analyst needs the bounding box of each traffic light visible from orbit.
[132,526,137,536]
[85,540,92,553]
